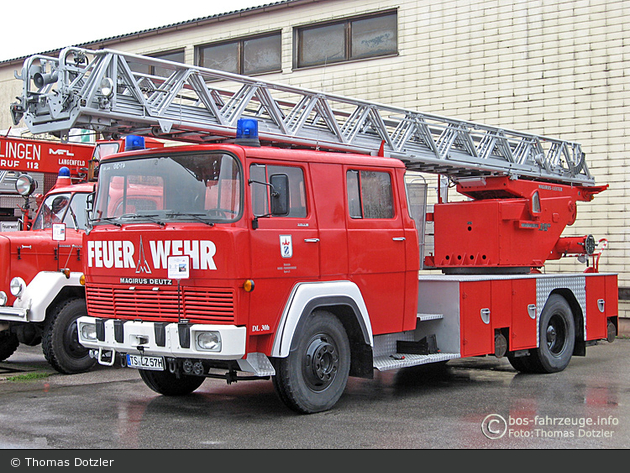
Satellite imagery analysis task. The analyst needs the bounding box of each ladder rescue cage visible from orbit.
[11,47,595,186]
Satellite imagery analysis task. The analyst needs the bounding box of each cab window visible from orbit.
[250,164,307,217]
[32,192,89,230]
[347,170,394,219]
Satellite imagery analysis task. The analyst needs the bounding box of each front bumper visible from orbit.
[0,271,84,323]
[77,316,247,361]
[0,306,28,322]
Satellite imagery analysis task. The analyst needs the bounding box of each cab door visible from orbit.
[346,167,406,334]
[248,162,320,330]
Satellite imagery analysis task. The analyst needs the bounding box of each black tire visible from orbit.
[0,331,19,361]
[527,294,576,373]
[507,352,536,373]
[139,369,205,396]
[42,298,96,374]
[272,310,350,414]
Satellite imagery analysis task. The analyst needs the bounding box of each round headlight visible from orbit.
[15,174,37,196]
[100,77,115,98]
[10,277,26,297]
[0,291,7,306]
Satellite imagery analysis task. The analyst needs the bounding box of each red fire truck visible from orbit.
[11,48,618,412]
[0,135,162,373]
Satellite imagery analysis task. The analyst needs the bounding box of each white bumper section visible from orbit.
[77,316,247,362]
[0,271,83,323]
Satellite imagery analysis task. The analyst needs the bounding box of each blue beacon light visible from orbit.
[125,135,146,151]
[235,118,261,147]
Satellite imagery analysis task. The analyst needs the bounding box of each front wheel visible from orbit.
[139,369,205,396]
[42,298,96,374]
[527,294,576,373]
[272,310,350,414]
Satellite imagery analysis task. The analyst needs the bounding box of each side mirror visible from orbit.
[85,191,95,232]
[86,191,94,212]
[270,174,290,216]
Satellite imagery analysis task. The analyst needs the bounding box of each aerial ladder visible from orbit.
[9,47,607,272]
[11,47,595,185]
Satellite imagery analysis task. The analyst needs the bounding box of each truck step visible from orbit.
[373,352,460,371]
[417,313,444,321]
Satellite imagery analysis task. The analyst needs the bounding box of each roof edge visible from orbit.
[1,0,315,65]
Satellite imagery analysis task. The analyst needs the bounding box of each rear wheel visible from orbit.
[42,298,96,374]
[0,331,19,361]
[273,310,350,414]
[139,369,205,396]
[527,294,576,373]
[507,352,535,373]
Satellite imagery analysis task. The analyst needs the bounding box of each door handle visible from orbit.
[392,237,406,241]
[304,238,320,243]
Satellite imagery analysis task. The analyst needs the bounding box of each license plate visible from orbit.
[126,354,165,371]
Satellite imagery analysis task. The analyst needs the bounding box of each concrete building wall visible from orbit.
[1,0,628,322]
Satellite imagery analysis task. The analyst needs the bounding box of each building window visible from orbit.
[347,170,394,219]
[197,32,282,75]
[129,49,185,77]
[296,11,397,68]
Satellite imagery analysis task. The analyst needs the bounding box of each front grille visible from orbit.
[86,285,235,323]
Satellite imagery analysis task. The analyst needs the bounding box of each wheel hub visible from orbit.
[546,314,566,355]
[304,335,339,390]
[64,321,89,359]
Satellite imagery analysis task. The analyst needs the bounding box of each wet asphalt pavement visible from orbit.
[0,339,628,450]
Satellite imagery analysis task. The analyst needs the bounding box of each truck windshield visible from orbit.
[32,192,89,231]
[92,152,242,225]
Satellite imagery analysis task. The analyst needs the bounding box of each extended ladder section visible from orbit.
[11,47,594,186]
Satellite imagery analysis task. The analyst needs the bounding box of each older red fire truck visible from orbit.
[11,48,617,412]
[0,135,160,373]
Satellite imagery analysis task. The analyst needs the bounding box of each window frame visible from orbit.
[196,31,282,76]
[294,10,398,69]
[249,163,308,218]
[129,49,185,77]
[346,169,395,220]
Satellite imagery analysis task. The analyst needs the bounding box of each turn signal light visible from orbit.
[243,279,255,292]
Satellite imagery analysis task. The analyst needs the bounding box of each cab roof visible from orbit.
[99,143,406,169]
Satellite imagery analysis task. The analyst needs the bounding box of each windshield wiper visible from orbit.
[93,217,122,227]
[119,213,166,227]
[165,212,215,226]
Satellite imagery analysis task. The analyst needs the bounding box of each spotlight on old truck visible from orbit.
[15,174,37,196]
